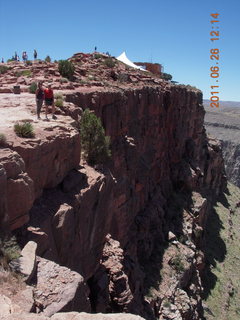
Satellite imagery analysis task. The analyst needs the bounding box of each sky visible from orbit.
[0,0,239,102]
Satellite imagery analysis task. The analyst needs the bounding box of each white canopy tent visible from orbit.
[116,52,146,71]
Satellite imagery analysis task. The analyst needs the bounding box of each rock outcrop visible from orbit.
[0,97,80,229]
[0,55,226,319]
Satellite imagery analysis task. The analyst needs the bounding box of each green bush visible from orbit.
[170,254,185,272]
[58,60,75,80]
[60,77,68,83]
[55,98,63,107]
[29,82,37,94]
[45,55,51,63]
[55,93,64,107]
[0,133,7,147]
[94,53,102,59]
[54,92,63,100]
[80,109,111,165]
[104,57,115,68]
[0,236,21,270]
[16,70,32,77]
[14,122,35,138]
[0,65,9,74]
[161,72,172,81]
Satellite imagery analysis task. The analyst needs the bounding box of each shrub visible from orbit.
[0,65,9,74]
[45,55,51,63]
[60,77,68,83]
[161,72,172,81]
[58,60,75,80]
[55,93,64,107]
[16,70,32,77]
[25,60,32,66]
[80,109,111,165]
[55,98,63,107]
[94,53,102,59]
[0,133,7,147]
[170,254,185,272]
[29,82,37,94]
[14,122,35,138]
[118,73,129,82]
[54,92,63,100]
[104,57,115,68]
[0,236,21,266]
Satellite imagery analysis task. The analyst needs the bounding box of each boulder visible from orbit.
[34,257,90,316]
[18,241,37,283]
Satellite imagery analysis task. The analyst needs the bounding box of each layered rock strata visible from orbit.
[21,86,226,319]
[0,58,226,319]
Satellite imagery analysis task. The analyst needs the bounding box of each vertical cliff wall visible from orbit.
[14,84,226,319]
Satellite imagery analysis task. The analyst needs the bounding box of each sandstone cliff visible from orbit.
[0,55,226,320]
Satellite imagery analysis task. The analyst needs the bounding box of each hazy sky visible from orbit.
[0,0,239,102]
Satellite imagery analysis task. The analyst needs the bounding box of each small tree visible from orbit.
[80,109,111,165]
[161,72,172,81]
[58,60,75,80]
[45,55,51,63]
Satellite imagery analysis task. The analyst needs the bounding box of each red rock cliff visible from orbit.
[12,84,225,319]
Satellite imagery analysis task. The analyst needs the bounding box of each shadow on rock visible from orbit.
[201,190,229,299]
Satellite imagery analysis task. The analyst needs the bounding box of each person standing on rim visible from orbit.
[44,83,56,120]
[34,49,37,60]
[35,81,44,120]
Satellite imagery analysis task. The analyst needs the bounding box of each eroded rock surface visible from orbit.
[34,257,90,316]
[0,56,226,319]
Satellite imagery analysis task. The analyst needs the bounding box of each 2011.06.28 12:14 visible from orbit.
[210,13,220,108]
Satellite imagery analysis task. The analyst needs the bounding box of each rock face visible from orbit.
[23,85,226,319]
[0,58,226,319]
[204,103,240,187]
[0,148,34,229]
[0,96,80,229]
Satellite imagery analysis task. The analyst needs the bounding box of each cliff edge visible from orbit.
[0,54,226,320]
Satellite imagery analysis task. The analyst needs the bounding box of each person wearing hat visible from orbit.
[44,83,56,120]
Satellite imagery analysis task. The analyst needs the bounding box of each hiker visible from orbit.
[44,83,56,120]
[14,52,17,61]
[1,58,4,63]
[22,51,28,63]
[35,82,45,119]
[34,49,37,60]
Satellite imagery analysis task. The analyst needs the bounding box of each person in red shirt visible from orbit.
[44,83,56,120]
